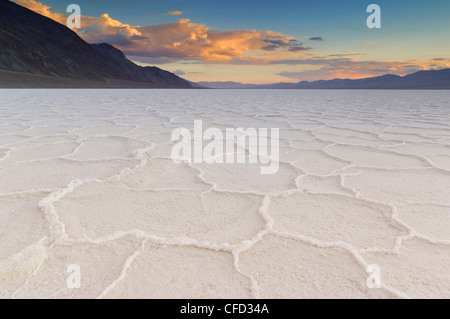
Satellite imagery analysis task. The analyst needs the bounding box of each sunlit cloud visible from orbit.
[109,19,309,64]
[167,11,183,15]
[80,13,145,46]
[14,0,66,24]
[276,57,450,80]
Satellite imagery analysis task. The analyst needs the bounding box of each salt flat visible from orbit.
[0,89,449,299]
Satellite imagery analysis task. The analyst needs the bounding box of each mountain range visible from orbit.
[198,69,450,89]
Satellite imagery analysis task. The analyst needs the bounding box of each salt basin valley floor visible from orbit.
[0,89,449,299]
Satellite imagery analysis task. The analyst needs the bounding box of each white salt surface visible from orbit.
[0,89,449,299]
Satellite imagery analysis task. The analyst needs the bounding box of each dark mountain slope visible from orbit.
[91,43,190,87]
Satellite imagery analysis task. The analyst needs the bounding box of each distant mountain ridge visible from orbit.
[0,0,192,88]
[199,69,450,90]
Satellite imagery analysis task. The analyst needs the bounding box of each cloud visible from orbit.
[119,20,308,63]
[309,37,324,41]
[288,46,312,52]
[263,39,289,46]
[275,56,450,81]
[131,34,149,40]
[79,13,144,45]
[173,69,186,75]
[328,53,368,57]
[168,11,183,16]
[13,0,66,24]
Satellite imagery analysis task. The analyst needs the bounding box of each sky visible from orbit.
[13,0,450,84]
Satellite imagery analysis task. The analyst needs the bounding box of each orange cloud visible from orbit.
[168,11,183,15]
[13,0,66,24]
[276,57,450,81]
[80,13,144,45]
[119,20,305,64]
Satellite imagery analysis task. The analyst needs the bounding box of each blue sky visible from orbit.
[16,0,450,83]
[41,0,450,31]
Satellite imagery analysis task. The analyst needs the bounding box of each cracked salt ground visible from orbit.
[54,181,266,245]
[0,89,449,299]
[0,142,80,166]
[268,192,409,250]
